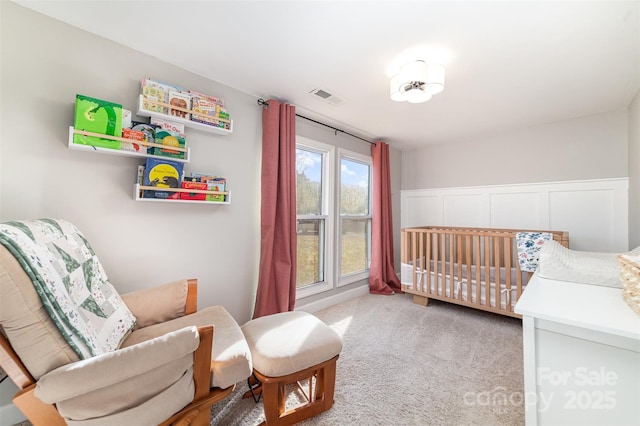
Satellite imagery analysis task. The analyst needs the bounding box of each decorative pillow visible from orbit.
[516,232,552,272]
[0,219,136,358]
[537,239,640,288]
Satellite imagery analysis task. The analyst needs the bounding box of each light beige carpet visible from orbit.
[210,293,525,426]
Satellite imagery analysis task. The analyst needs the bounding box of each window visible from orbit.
[339,153,372,285]
[295,136,371,297]
[295,139,334,296]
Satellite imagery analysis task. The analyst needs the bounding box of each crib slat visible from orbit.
[440,233,446,298]
[456,234,463,285]
[494,237,501,310]
[505,237,512,312]
[465,235,472,302]
[418,231,425,293]
[426,231,432,295]
[449,234,455,299]
[474,235,480,305]
[411,232,417,291]
[484,236,490,307]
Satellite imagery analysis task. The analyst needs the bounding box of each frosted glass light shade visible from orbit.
[390,74,404,101]
[406,89,431,103]
[425,63,445,95]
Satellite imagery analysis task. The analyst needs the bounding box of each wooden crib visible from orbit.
[400,226,569,318]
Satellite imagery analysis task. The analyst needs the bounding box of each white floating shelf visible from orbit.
[136,95,233,135]
[134,184,231,205]
[68,127,191,163]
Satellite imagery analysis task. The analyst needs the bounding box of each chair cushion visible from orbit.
[0,219,136,358]
[0,244,79,379]
[241,311,342,377]
[122,306,252,389]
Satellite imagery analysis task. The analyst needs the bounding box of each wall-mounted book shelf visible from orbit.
[136,95,233,136]
[134,184,231,205]
[68,127,191,163]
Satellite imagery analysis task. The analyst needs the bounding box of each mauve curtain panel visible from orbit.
[253,100,297,318]
[369,141,402,295]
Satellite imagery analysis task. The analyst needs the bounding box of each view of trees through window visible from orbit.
[340,158,370,276]
[295,145,371,289]
[296,148,323,286]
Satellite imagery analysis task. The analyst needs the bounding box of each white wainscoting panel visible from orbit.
[401,178,629,251]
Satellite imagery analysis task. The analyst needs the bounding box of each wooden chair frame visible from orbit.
[1,280,233,426]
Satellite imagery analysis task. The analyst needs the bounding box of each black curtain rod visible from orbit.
[257,98,375,145]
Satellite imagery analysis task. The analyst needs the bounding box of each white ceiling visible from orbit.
[14,0,640,150]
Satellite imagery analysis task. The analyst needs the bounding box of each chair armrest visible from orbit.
[34,326,206,403]
[121,279,198,329]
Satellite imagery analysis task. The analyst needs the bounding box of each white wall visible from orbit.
[402,110,629,190]
[629,90,640,248]
[401,178,629,252]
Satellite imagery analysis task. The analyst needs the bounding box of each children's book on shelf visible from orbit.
[189,91,229,129]
[168,90,192,120]
[206,177,226,202]
[150,118,186,159]
[142,158,183,199]
[73,94,123,150]
[191,173,227,202]
[131,121,158,155]
[141,79,179,114]
[121,128,146,154]
[180,181,207,201]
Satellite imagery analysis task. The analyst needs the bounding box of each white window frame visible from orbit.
[295,137,335,299]
[337,149,373,287]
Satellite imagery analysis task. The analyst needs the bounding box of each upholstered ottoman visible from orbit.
[241,311,342,425]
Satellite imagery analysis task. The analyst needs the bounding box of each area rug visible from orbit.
[210,293,525,426]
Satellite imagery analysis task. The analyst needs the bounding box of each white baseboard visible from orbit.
[295,284,369,314]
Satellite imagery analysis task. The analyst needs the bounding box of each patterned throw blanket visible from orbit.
[0,219,136,358]
[515,232,553,272]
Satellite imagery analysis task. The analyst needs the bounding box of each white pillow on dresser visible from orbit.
[537,240,640,288]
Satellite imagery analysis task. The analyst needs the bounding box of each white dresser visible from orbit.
[515,274,640,425]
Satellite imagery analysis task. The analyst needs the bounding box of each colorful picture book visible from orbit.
[142,158,184,199]
[73,94,123,150]
[141,79,178,114]
[150,118,186,159]
[168,90,191,120]
[121,128,146,154]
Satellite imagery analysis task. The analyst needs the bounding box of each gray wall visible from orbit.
[402,110,629,190]
[0,4,405,419]
[0,2,404,325]
[629,90,640,248]
[0,2,263,323]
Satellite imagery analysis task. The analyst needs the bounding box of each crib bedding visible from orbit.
[401,226,570,318]
[401,260,528,309]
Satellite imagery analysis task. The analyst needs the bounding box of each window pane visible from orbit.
[296,149,322,215]
[297,219,325,287]
[340,158,369,215]
[341,218,369,276]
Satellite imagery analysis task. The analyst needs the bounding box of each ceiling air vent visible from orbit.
[309,88,345,106]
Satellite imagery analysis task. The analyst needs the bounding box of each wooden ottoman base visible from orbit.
[241,311,343,425]
[246,355,338,426]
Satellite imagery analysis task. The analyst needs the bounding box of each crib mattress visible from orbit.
[401,261,528,309]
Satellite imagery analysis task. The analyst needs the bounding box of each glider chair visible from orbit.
[0,219,252,425]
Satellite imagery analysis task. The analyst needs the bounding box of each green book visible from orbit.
[73,94,123,150]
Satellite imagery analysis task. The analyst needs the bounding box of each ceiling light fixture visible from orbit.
[390,60,445,103]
